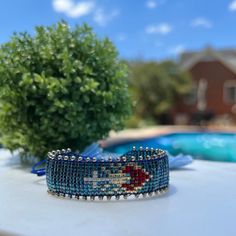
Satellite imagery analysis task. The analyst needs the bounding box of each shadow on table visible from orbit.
[171,167,196,172]
[0,230,21,236]
[2,150,36,172]
[32,177,46,186]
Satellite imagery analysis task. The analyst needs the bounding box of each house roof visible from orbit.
[180,47,236,74]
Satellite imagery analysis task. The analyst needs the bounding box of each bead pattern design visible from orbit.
[46,147,169,200]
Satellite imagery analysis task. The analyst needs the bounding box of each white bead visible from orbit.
[51,150,56,155]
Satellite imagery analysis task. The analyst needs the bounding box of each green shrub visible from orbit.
[128,61,191,124]
[0,21,131,159]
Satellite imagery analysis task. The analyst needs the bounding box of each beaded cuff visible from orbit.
[46,147,169,200]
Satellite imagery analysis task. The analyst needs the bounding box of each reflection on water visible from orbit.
[105,133,236,162]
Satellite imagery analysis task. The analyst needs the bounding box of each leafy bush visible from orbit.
[0,21,131,159]
[128,61,191,125]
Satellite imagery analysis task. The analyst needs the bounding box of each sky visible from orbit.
[1,0,236,60]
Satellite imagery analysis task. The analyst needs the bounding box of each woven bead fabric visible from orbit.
[46,148,169,200]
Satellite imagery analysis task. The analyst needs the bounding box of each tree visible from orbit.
[0,21,131,159]
[128,61,191,124]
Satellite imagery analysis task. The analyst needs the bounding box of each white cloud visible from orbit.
[191,17,212,28]
[229,0,236,10]
[168,45,185,55]
[52,0,95,18]
[146,0,157,9]
[146,0,167,9]
[52,0,119,26]
[94,8,119,26]
[146,23,172,35]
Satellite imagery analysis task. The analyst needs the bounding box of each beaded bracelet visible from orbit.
[46,147,169,200]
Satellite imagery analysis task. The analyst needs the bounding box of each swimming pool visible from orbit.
[105,132,236,162]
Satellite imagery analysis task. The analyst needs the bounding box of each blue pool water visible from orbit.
[105,132,236,162]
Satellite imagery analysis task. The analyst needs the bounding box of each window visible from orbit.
[224,81,236,103]
[184,83,197,105]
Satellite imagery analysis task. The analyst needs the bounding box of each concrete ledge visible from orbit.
[0,149,236,236]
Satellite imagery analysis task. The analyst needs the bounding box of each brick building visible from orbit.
[174,47,236,124]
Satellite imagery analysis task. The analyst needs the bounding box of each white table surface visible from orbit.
[0,149,236,236]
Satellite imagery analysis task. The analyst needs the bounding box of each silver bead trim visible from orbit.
[47,148,167,162]
[61,149,66,153]
[47,187,169,201]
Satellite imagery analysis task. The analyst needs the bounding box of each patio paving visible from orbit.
[0,149,235,236]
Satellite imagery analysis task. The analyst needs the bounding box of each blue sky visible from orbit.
[1,0,236,60]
